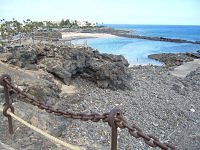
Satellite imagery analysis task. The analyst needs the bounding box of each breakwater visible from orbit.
[112,32,200,44]
[76,27,200,44]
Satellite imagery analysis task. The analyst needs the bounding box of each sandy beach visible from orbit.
[61,32,117,40]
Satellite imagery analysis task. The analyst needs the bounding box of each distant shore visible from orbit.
[62,27,200,44]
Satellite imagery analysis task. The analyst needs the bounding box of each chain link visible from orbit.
[3,78,109,123]
[2,77,176,150]
[114,116,176,150]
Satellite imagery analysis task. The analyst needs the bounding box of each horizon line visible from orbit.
[101,23,200,26]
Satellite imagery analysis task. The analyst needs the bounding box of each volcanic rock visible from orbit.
[2,44,130,90]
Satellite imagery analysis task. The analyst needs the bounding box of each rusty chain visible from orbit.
[114,117,175,149]
[0,75,176,150]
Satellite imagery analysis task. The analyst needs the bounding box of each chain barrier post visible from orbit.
[106,108,123,150]
[0,74,14,134]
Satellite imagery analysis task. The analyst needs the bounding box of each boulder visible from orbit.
[83,54,130,89]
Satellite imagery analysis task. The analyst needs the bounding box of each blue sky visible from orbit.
[1,0,200,25]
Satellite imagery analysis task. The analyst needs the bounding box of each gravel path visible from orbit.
[0,65,200,150]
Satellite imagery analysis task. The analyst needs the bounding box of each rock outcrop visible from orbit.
[1,44,130,90]
[148,53,194,67]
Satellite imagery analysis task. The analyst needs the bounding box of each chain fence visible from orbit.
[0,74,176,150]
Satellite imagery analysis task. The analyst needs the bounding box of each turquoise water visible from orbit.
[74,25,200,65]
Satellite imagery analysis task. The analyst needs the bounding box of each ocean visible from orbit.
[74,24,200,65]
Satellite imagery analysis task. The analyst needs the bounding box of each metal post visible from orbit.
[0,74,14,134]
[111,123,118,150]
[107,108,122,150]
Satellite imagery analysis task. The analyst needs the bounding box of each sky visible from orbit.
[1,0,200,25]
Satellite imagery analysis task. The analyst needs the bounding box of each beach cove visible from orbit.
[71,25,200,65]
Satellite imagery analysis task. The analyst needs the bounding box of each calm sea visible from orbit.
[74,24,200,65]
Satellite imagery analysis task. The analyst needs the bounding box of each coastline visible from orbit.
[63,27,200,44]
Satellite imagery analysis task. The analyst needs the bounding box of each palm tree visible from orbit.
[12,20,23,45]
[59,19,65,27]
[0,19,5,46]
[72,20,78,28]
[0,19,6,39]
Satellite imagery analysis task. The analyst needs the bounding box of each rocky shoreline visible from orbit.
[148,53,195,67]
[0,41,200,149]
